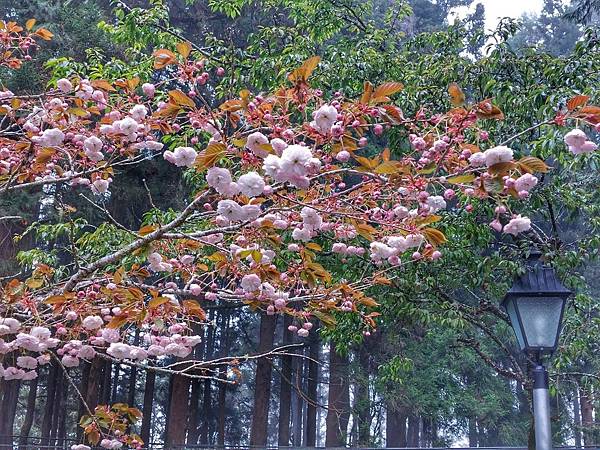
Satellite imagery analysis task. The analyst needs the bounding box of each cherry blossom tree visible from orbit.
[1,19,599,449]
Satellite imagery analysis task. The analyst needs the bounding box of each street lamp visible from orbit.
[501,250,571,450]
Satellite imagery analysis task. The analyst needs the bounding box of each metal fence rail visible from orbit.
[1,438,599,450]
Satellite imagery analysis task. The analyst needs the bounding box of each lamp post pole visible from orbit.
[532,364,552,450]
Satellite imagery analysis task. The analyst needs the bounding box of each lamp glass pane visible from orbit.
[516,296,564,349]
[505,298,526,350]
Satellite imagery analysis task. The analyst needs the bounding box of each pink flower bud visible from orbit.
[489,219,503,232]
[444,189,455,200]
[374,124,384,136]
[336,150,350,162]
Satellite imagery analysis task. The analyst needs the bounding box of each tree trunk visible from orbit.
[111,364,121,402]
[200,311,216,444]
[386,405,408,447]
[127,329,140,408]
[101,360,112,404]
[40,362,58,446]
[356,345,371,446]
[573,384,583,448]
[50,371,63,445]
[18,377,38,449]
[217,367,227,446]
[580,386,594,446]
[407,414,420,447]
[468,418,478,447]
[140,369,156,446]
[217,311,232,447]
[57,375,68,441]
[292,353,304,447]
[165,371,191,446]
[278,314,293,447]
[305,328,320,447]
[187,379,202,445]
[249,313,277,446]
[325,343,350,447]
[0,378,21,447]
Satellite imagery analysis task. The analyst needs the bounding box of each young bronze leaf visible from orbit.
[372,82,404,100]
[446,174,476,184]
[153,49,177,69]
[176,41,192,59]
[518,156,550,173]
[288,56,321,83]
[360,81,374,104]
[567,95,589,111]
[422,228,447,246]
[448,82,466,107]
[168,90,196,108]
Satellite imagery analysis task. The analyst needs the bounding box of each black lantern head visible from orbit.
[502,251,571,355]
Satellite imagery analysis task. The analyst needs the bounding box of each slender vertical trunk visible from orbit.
[188,321,206,446]
[305,329,320,447]
[278,315,293,447]
[580,386,594,446]
[200,312,215,444]
[356,345,371,446]
[217,312,232,446]
[573,384,583,448]
[41,362,58,446]
[140,369,156,446]
[101,360,112,404]
[50,371,63,444]
[0,378,21,447]
[292,353,304,447]
[57,376,68,441]
[249,313,278,446]
[325,343,350,447]
[468,418,478,447]
[407,414,420,447]
[217,367,227,446]
[386,405,408,447]
[18,377,39,449]
[165,370,191,446]
[187,379,202,445]
[111,364,121,402]
[127,330,140,408]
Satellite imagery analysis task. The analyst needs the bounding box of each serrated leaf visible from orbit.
[518,156,550,174]
[106,315,127,329]
[288,56,321,83]
[306,242,322,252]
[138,224,157,236]
[372,82,404,102]
[148,297,170,309]
[567,95,589,111]
[488,161,516,176]
[446,174,476,184]
[153,49,177,69]
[45,295,65,305]
[168,90,196,108]
[422,228,447,246]
[36,147,55,164]
[360,81,373,104]
[35,28,53,40]
[176,41,192,58]
[90,79,115,92]
[374,160,408,174]
[448,82,465,106]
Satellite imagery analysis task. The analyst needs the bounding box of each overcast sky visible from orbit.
[451,0,545,31]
